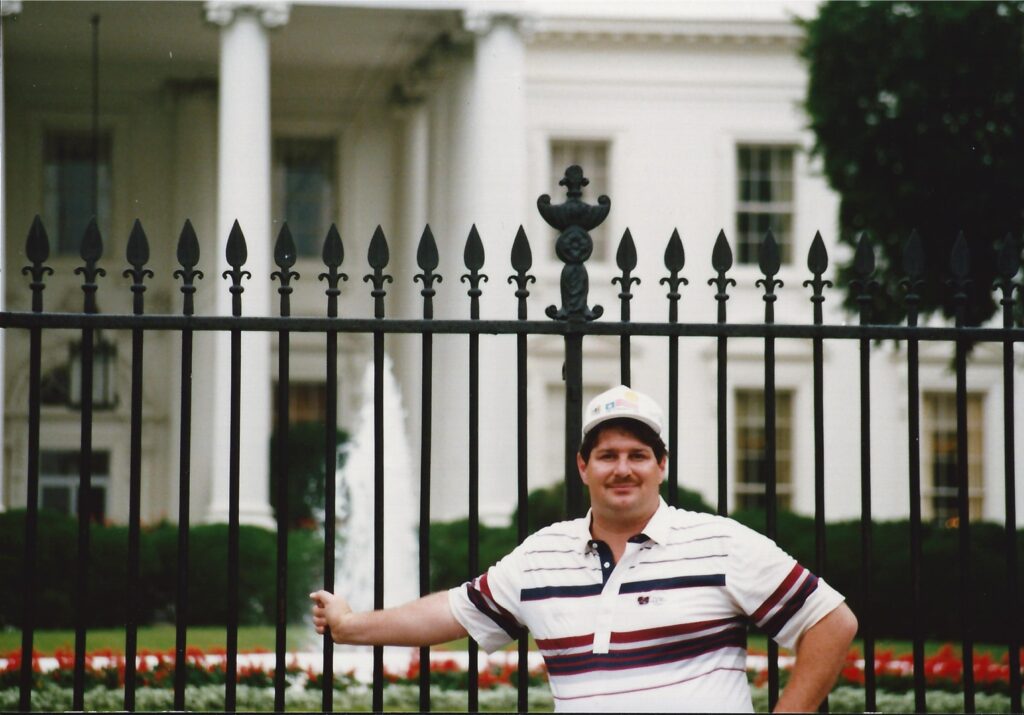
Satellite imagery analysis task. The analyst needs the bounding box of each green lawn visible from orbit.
[1,626,1011,661]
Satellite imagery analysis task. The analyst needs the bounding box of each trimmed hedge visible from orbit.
[730,508,1024,644]
[0,510,322,628]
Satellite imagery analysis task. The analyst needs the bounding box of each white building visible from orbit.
[2,0,1021,529]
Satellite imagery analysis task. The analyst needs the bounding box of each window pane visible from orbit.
[735,145,795,265]
[275,138,335,257]
[734,389,793,511]
[44,132,112,255]
[923,393,984,522]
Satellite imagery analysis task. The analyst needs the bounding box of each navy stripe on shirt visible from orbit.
[521,583,604,601]
[619,574,725,594]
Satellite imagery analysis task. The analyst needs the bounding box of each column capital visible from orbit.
[462,9,536,41]
[204,1,290,29]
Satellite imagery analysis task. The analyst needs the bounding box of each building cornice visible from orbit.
[528,16,802,47]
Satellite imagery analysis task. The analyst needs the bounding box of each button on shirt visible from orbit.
[448,498,844,713]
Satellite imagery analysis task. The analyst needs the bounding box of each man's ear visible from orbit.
[576,452,589,484]
[659,455,668,482]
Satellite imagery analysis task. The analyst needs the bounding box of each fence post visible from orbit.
[538,165,609,517]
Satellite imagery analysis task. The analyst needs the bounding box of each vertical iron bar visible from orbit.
[757,232,782,710]
[614,229,638,386]
[123,254,148,712]
[418,329,433,712]
[463,225,485,713]
[903,256,926,712]
[1001,274,1021,714]
[415,225,440,713]
[803,231,831,714]
[710,231,734,516]
[174,327,193,711]
[372,326,384,712]
[858,319,874,711]
[18,310,43,711]
[319,224,346,713]
[468,327,480,711]
[661,230,685,508]
[764,326,779,709]
[226,322,240,712]
[954,311,975,713]
[274,334,290,711]
[365,225,390,714]
[564,330,584,518]
[322,327,337,713]
[72,326,94,711]
[509,226,533,713]
[272,227,297,714]
[173,220,200,711]
[19,217,49,713]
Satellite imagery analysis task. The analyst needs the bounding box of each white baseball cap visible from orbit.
[582,385,664,438]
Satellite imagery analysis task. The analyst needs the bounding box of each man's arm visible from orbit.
[774,602,858,713]
[310,590,468,647]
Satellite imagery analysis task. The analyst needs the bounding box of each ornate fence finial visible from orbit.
[756,229,783,323]
[994,233,1020,322]
[613,229,640,312]
[222,220,250,317]
[174,220,203,317]
[947,231,971,325]
[318,224,348,319]
[508,226,535,320]
[363,225,393,319]
[708,229,735,323]
[461,225,488,320]
[803,231,832,322]
[660,228,688,304]
[272,223,300,318]
[414,225,442,319]
[850,231,877,324]
[899,230,924,327]
[75,217,106,314]
[538,165,610,322]
[123,220,154,315]
[23,215,54,313]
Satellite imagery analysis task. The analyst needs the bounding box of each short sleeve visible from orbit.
[726,521,845,651]
[448,550,525,654]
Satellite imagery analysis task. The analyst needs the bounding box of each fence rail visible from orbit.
[3,165,1022,713]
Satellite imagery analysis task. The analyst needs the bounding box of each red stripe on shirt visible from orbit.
[751,563,804,623]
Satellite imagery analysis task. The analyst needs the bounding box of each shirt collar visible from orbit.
[574,497,672,553]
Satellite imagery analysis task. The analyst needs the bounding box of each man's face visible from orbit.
[577,425,666,522]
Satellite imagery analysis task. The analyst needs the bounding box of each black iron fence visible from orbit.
[3,165,1023,713]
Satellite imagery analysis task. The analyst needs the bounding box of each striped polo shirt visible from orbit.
[448,498,844,713]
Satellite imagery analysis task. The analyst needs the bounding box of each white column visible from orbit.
[204,2,289,528]
[0,2,19,511]
[431,10,530,524]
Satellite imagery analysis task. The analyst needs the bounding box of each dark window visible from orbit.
[734,389,793,511]
[274,138,336,257]
[43,131,112,255]
[39,449,110,522]
[736,145,794,265]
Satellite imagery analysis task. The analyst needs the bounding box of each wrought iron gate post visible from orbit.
[538,165,609,517]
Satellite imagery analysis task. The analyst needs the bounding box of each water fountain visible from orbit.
[334,354,420,613]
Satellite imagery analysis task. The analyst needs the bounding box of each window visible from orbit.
[922,393,984,523]
[43,131,113,255]
[39,450,110,522]
[549,140,611,262]
[736,145,795,265]
[273,381,328,425]
[39,334,118,409]
[734,389,793,510]
[274,138,336,257]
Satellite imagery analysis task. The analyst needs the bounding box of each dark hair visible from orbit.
[578,417,668,464]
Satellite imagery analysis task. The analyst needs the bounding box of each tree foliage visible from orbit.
[801,1,1024,325]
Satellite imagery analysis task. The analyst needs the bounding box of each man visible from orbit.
[311,385,857,712]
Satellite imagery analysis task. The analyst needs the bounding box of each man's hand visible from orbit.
[310,590,352,642]
[774,603,858,712]
[309,590,468,647]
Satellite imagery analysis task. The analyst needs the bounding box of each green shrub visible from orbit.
[0,510,322,628]
[730,508,1024,643]
[269,421,348,529]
